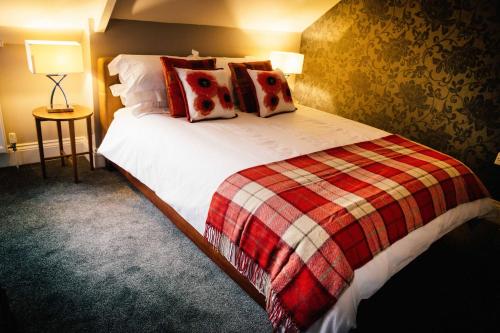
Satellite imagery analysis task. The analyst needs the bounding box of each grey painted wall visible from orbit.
[90,19,301,142]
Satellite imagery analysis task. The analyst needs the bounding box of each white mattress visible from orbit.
[98,105,494,333]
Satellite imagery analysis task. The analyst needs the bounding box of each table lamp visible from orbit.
[25,40,83,112]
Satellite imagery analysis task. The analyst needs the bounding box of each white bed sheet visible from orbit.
[98,105,390,233]
[98,105,494,333]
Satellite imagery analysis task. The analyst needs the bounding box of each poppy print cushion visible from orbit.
[228,61,273,113]
[246,69,296,117]
[175,68,236,122]
[160,57,216,117]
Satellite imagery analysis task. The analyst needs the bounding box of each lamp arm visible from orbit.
[46,74,69,109]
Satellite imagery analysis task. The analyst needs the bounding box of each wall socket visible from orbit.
[8,132,17,144]
[495,152,500,166]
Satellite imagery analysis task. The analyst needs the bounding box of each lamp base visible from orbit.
[47,105,74,113]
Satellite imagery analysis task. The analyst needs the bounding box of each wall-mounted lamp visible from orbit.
[270,51,304,93]
[269,51,304,76]
[25,40,83,112]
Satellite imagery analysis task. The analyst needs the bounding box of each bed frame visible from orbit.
[96,57,266,308]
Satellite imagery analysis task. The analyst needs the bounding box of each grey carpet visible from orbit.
[0,158,499,333]
[0,158,271,332]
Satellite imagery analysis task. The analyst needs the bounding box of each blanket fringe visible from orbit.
[205,225,300,332]
[268,290,300,333]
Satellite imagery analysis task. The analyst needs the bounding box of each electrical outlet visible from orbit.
[495,152,500,166]
[8,132,17,144]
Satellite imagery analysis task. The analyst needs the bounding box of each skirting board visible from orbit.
[0,136,89,168]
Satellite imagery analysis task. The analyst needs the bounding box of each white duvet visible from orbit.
[98,105,494,333]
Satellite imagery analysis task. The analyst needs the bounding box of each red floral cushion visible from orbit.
[175,68,236,122]
[246,69,296,117]
[228,61,273,113]
[160,57,216,117]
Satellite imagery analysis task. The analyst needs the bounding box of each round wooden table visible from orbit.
[32,105,94,183]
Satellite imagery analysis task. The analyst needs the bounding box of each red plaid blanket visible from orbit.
[204,134,488,331]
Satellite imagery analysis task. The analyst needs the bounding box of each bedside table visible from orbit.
[33,105,94,183]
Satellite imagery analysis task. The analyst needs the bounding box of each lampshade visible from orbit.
[269,51,304,75]
[25,40,83,74]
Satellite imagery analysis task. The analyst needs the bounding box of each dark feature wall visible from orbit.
[296,0,499,178]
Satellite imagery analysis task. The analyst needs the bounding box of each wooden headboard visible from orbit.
[97,57,123,137]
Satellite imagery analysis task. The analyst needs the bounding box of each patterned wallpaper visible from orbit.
[296,0,499,177]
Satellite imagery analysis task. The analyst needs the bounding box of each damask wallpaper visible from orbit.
[296,0,499,182]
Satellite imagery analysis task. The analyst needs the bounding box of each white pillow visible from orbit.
[123,90,167,108]
[108,54,191,94]
[109,84,167,108]
[108,54,192,109]
[109,83,125,96]
[175,68,236,122]
[109,55,164,92]
[128,104,168,118]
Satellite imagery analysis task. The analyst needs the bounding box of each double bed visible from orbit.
[96,57,495,332]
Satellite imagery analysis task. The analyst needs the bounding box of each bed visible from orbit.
[96,57,495,332]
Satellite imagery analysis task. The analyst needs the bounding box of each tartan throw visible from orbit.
[204,134,489,331]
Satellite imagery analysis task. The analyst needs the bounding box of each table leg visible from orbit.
[86,116,94,171]
[35,119,47,178]
[56,120,65,166]
[68,120,78,183]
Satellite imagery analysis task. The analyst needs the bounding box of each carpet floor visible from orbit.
[0,158,499,332]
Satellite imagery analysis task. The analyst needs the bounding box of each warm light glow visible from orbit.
[270,51,304,75]
[244,55,268,61]
[25,40,84,74]
[120,0,342,33]
[0,0,105,31]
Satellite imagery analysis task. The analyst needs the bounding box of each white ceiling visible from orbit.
[112,0,341,32]
[0,0,340,35]
[0,0,106,30]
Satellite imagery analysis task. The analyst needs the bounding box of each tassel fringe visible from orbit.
[205,225,300,332]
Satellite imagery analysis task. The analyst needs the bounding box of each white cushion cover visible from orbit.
[247,68,296,117]
[175,68,236,122]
